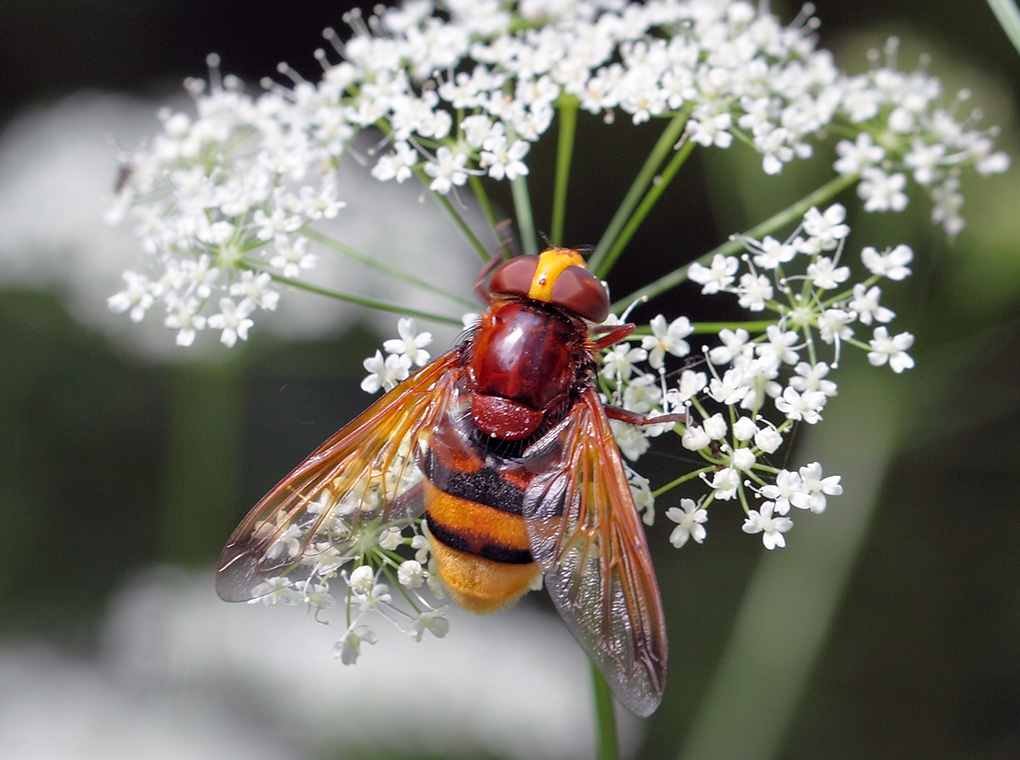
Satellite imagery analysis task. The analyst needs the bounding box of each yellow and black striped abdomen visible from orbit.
[422,445,540,613]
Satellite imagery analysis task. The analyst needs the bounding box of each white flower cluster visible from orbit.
[106,0,1007,347]
[248,454,451,661]
[581,201,922,550]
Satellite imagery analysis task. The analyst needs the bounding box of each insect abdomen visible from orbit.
[422,445,539,613]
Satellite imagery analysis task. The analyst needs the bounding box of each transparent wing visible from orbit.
[522,387,667,717]
[216,349,462,602]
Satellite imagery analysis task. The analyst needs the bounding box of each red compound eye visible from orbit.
[549,265,610,322]
[488,250,609,322]
[488,256,538,300]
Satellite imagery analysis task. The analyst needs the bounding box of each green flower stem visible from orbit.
[550,96,580,246]
[265,271,463,326]
[591,661,620,760]
[611,172,859,312]
[988,0,1020,56]
[595,136,696,277]
[432,188,492,262]
[590,110,690,276]
[303,229,476,311]
[512,173,539,258]
[653,466,715,498]
[468,174,501,242]
[411,164,491,262]
[691,320,776,334]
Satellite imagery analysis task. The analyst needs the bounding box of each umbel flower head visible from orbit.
[107,0,1006,682]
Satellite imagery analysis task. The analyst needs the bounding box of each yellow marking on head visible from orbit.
[527,248,586,303]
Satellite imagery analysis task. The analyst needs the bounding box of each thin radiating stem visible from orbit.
[303,229,476,311]
[265,270,463,326]
[512,173,539,257]
[590,110,690,275]
[550,96,580,246]
[595,137,696,276]
[611,172,859,311]
[591,661,620,760]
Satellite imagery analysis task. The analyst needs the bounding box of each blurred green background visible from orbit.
[1,1,1018,758]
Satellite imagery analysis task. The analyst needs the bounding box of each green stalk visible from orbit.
[412,164,491,261]
[589,111,690,274]
[692,319,776,334]
[550,96,580,247]
[303,229,476,311]
[591,661,620,760]
[468,174,501,243]
[611,172,859,312]
[266,271,463,326]
[988,0,1020,56]
[431,188,491,262]
[512,173,539,257]
[594,137,696,277]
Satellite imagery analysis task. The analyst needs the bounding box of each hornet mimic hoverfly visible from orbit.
[216,248,684,717]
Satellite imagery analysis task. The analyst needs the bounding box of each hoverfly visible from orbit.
[216,248,683,716]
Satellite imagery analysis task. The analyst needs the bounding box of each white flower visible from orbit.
[610,419,651,462]
[665,499,708,548]
[753,425,784,455]
[674,369,708,401]
[424,146,470,194]
[833,133,884,175]
[903,139,946,185]
[742,502,794,549]
[709,467,741,500]
[397,559,425,588]
[334,623,378,665]
[731,416,758,442]
[229,270,280,311]
[861,244,913,280]
[250,577,301,607]
[774,386,827,424]
[849,283,895,325]
[750,235,797,270]
[480,135,531,180]
[688,254,739,294]
[207,297,255,348]
[789,362,838,397]
[347,565,376,595]
[760,470,805,515]
[758,325,800,366]
[361,350,412,393]
[301,582,336,611]
[688,110,733,148]
[269,235,317,278]
[708,328,751,365]
[858,167,908,213]
[797,462,843,513]
[383,317,433,367]
[407,606,450,642]
[640,315,693,369]
[802,204,850,251]
[371,141,419,183]
[600,343,647,381]
[806,256,851,290]
[681,424,711,452]
[736,273,773,311]
[708,368,750,406]
[164,297,206,347]
[108,271,156,323]
[867,327,915,373]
